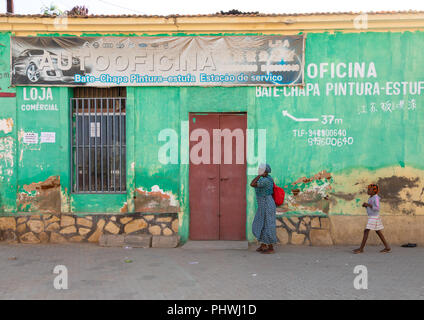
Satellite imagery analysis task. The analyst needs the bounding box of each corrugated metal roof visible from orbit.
[0,10,423,18]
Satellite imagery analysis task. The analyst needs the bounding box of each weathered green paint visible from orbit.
[1,31,424,244]
[71,193,127,213]
[15,86,70,213]
[0,97,17,212]
[125,87,136,213]
[0,33,17,213]
[0,32,13,93]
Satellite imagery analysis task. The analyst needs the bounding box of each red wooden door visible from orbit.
[189,114,220,240]
[219,114,247,240]
[189,113,247,240]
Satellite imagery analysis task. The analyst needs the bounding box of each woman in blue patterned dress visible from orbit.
[250,163,277,254]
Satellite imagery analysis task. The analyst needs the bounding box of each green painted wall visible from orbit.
[15,86,70,212]
[1,31,423,243]
[0,32,16,213]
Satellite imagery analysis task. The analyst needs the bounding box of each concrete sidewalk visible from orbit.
[0,243,423,300]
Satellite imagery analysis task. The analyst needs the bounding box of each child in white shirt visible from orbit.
[353,184,391,254]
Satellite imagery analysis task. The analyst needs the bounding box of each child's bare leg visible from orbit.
[353,229,369,253]
[376,230,391,252]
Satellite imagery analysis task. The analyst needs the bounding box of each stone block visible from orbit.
[79,227,91,236]
[60,215,75,227]
[99,234,125,247]
[283,217,297,229]
[87,219,105,243]
[298,220,307,232]
[291,232,305,245]
[124,219,147,234]
[157,217,172,223]
[28,220,44,233]
[120,217,133,225]
[124,235,152,248]
[276,228,289,245]
[60,226,77,234]
[163,227,173,236]
[16,223,27,234]
[44,216,60,226]
[17,217,28,224]
[99,234,107,246]
[149,225,161,235]
[20,232,40,244]
[0,217,16,231]
[105,221,120,234]
[46,222,60,232]
[310,217,321,228]
[151,235,180,248]
[76,217,93,228]
[171,219,179,233]
[2,230,17,242]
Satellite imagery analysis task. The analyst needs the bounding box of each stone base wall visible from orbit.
[276,215,424,246]
[2,213,423,246]
[0,213,179,245]
[276,216,333,246]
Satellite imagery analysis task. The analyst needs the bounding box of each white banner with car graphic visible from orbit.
[11,36,304,86]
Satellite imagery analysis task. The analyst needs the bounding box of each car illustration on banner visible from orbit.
[12,49,83,84]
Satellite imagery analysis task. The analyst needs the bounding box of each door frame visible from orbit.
[176,87,258,244]
[188,112,248,240]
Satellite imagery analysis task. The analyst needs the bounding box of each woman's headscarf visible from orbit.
[265,164,271,173]
[258,163,272,174]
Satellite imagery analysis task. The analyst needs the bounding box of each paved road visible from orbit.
[0,243,423,299]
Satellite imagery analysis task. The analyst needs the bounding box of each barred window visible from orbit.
[71,87,126,193]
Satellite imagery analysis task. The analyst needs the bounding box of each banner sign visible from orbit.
[11,36,304,87]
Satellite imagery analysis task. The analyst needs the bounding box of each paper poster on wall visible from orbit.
[23,132,38,144]
[40,132,56,143]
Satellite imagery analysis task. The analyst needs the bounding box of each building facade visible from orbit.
[0,12,424,246]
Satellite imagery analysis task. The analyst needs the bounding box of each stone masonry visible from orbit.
[0,213,179,247]
[275,215,333,246]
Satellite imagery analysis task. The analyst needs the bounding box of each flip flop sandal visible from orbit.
[380,248,392,253]
[401,243,417,248]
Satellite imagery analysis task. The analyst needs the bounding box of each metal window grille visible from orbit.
[71,90,126,193]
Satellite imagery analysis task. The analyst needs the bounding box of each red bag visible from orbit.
[273,183,285,206]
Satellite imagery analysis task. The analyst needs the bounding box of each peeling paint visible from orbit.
[60,187,70,213]
[278,170,332,215]
[331,167,424,216]
[0,136,14,180]
[0,118,13,134]
[279,167,424,217]
[134,185,179,213]
[291,170,332,185]
[120,202,128,213]
[17,176,61,214]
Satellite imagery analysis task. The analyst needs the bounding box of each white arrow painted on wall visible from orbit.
[282,110,319,122]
